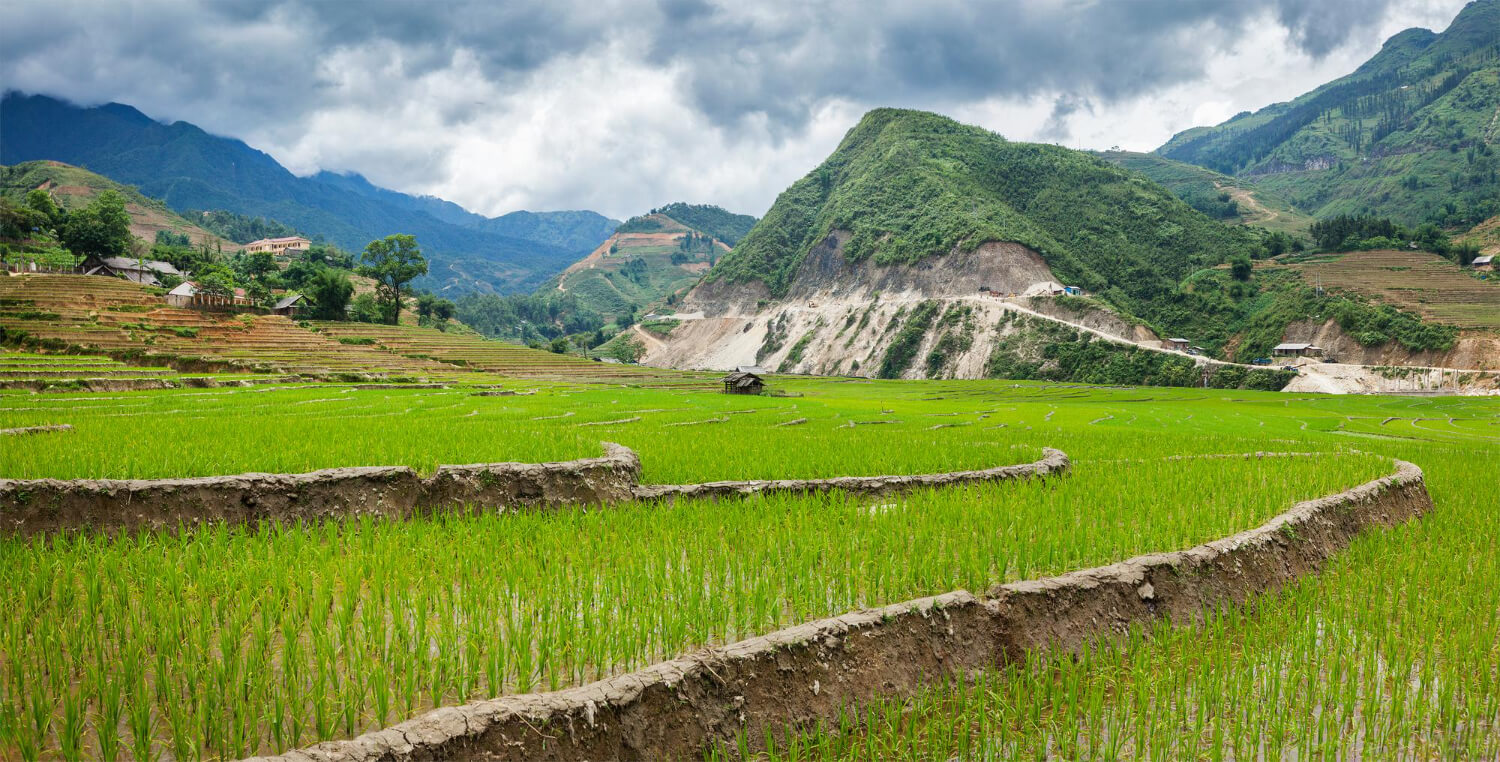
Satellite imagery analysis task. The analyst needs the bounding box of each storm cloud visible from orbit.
[0,0,1471,218]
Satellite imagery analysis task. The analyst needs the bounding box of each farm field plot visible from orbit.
[1277,249,1500,329]
[0,378,1497,760]
[0,275,459,379]
[307,321,713,387]
[0,350,290,391]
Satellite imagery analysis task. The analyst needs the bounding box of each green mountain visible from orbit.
[0,93,615,295]
[1098,151,1312,235]
[1156,0,1500,228]
[690,108,1466,366]
[709,108,1262,333]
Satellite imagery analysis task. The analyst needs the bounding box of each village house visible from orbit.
[271,293,305,316]
[722,371,765,395]
[1162,338,1190,351]
[1473,254,1493,271]
[84,256,185,287]
[244,236,312,256]
[165,281,196,306]
[1273,342,1324,358]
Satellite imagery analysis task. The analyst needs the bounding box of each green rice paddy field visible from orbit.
[0,377,1497,760]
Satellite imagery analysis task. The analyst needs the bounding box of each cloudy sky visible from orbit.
[0,0,1474,220]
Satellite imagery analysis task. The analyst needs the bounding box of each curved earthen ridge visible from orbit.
[632,446,1069,501]
[0,443,641,536]
[0,445,1065,536]
[248,458,1430,762]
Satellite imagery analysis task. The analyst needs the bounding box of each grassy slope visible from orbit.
[1156,0,1500,227]
[710,109,1261,320]
[704,109,1470,363]
[554,209,746,318]
[0,160,237,250]
[1098,151,1312,235]
[1456,212,1500,253]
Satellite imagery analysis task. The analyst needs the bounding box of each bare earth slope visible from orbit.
[644,232,1156,377]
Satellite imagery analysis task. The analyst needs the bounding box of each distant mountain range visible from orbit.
[1155,0,1500,228]
[0,92,619,294]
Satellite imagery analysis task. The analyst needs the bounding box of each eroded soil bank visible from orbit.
[250,458,1430,762]
[0,446,1066,536]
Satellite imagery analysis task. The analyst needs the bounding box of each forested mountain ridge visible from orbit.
[643,107,1490,381]
[310,170,619,253]
[1155,0,1500,228]
[0,92,615,294]
[705,108,1264,335]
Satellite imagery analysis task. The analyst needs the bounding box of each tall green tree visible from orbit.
[306,268,354,320]
[357,234,427,325]
[25,189,64,231]
[60,190,133,260]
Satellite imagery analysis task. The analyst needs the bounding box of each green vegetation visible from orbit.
[708,108,1466,362]
[357,234,427,325]
[186,209,303,244]
[1098,151,1312,234]
[983,313,1294,389]
[754,430,1496,760]
[2,375,1496,759]
[709,109,1278,345]
[1157,0,1500,228]
[615,202,757,245]
[454,291,611,347]
[877,300,941,378]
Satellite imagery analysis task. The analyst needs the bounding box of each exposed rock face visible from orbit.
[1282,318,1500,371]
[249,456,1430,762]
[645,232,1149,377]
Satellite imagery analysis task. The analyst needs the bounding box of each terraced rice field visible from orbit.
[1,375,1497,760]
[1281,249,1500,329]
[0,274,702,385]
[308,321,713,386]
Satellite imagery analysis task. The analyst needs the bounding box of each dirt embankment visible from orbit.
[650,233,1125,376]
[251,457,1429,762]
[1282,318,1500,371]
[0,446,1067,536]
[636,447,1068,501]
[0,444,642,536]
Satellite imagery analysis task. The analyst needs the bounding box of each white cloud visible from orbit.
[0,0,1474,220]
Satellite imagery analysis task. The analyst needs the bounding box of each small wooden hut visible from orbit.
[722,371,765,395]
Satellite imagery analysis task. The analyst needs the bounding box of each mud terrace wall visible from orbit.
[634,447,1069,501]
[248,458,1430,762]
[0,444,641,536]
[0,446,1066,536]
